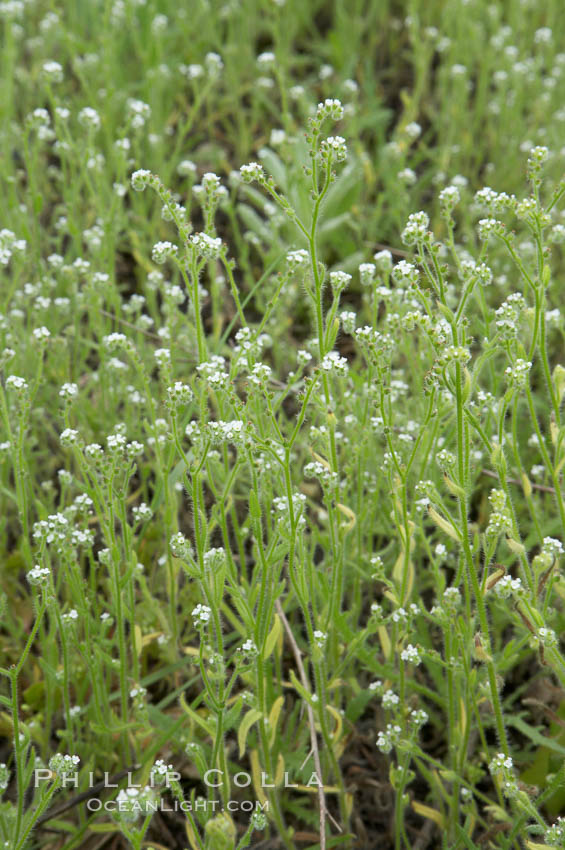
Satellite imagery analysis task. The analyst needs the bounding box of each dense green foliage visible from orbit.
[1,2,565,849]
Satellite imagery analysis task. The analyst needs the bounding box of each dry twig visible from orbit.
[275,600,332,850]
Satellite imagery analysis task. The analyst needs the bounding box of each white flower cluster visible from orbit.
[197,356,229,390]
[207,419,246,446]
[203,548,226,571]
[329,270,351,293]
[316,98,344,121]
[132,502,153,523]
[489,753,513,773]
[154,348,171,368]
[126,98,151,129]
[495,293,526,338]
[401,211,430,247]
[152,241,178,265]
[272,493,307,530]
[297,349,312,366]
[438,185,460,212]
[477,217,505,241]
[115,786,155,823]
[527,145,549,179]
[340,310,356,333]
[27,564,50,587]
[48,754,80,777]
[493,575,522,599]
[355,326,384,348]
[505,358,532,388]
[192,604,212,626]
[436,448,455,470]
[409,708,428,728]
[320,135,347,162]
[400,644,422,665]
[373,249,393,273]
[190,232,222,259]
[542,537,564,558]
[359,262,376,286]
[545,816,565,847]
[239,638,258,657]
[6,375,28,395]
[443,586,462,612]
[170,531,193,560]
[103,332,128,351]
[474,187,514,215]
[435,345,471,367]
[248,362,272,387]
[239,162,265,183]
[376,723,402,754]
[33,507,95,554]
[304,460,338,489]
[60,428,80,447]
[486,489,513,538]
[78,107,100,130]
[392,260,419,287]
[320,350,348,376]
[234,327,271,361]
[63,609,79,623]
[536,627,558,648]
[131,169,153,191]
[59,382,79,400]
[382,689,400,709]
[166,381,193,409]
[488,753,518,798]
[287,249,310,272]
[0,228,26,266]
[177,159,197,177]
[0,763,9,791]
[151,759,175,785]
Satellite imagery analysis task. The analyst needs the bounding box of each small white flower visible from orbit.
[152,241,178,265]
[6,375,28,393]
[42,60,64,83]
[239,162,264,182]
[27,565,50,586]
[400,644,422,665]
[192,603,212,625]
[77,107,101,131]
[132,502,153,523]
[60,428,79,447]
[131,169,153,191]
[59,382,78,400]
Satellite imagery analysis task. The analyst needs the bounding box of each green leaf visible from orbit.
[506,715,565,756]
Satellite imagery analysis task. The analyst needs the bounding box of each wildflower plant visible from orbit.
[2,3,565,850]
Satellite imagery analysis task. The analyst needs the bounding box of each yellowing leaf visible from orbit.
[378,625,391,660]
[310,449,331,470]
[459,698,467,740]
[238,709,263,758]
[392,550,414,600]
[337,502,356,531]
[411,801,445,829]
[327,704,343,743]
[264,614,282,660]
[268,696,284,747]
[250,750,268,805]
[133,624,142,658]
[275,752,285,787]
[428,507,461,541]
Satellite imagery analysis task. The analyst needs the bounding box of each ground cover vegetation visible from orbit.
[1,1,565,848]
